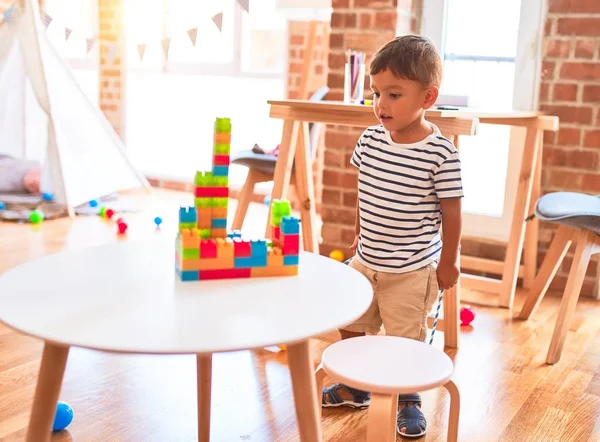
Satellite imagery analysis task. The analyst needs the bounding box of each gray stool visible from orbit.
[518,192,600,364]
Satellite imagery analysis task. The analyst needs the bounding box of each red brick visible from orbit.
[375,10,397,30]
[331,12,345,28]
[328,52,346,69]
[545,18,554,36]
[322,224,342,243]
[582,85,600,102]
[360,12,374,28]
[322,189,342,205]
[553,83,578,101]
[324,150,346,168]
[557,127,581,145]
[561,62,600,80]
[346,13,358,28]
[321,207,356,225]
[543,147,567,166]
[332,0,350,6]
[325,130,360,151]
[328,72,345,89]
[584,130,600,148]
[544,131,556,145]
[329,33,344,49]
[290,35,304,45]
[343,191,358,207]
[544,39,571,58]
[557,18,600,36]
[582,173,600,192]
[539,82,550,102]
[541,61,556,80]
[547,169,583,190]
[323,170,345,187]
[575,39,596,58]
[289,62,303,73]
[345,31,381,52]
[569,150,599,169]
[540,105,593,124]
[549,0,600,13]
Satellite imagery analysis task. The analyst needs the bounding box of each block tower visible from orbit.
[175,117,301,282]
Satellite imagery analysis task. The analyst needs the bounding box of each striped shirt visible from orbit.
[350,124,463,273]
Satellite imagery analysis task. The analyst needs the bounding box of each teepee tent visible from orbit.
[0,0,149,211]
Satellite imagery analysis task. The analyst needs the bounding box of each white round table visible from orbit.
[0,240,373,442]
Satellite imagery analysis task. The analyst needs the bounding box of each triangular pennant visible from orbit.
[161,38,171,60]
[107,43,117,64]
[43,13,52,28]
[137,43,147,61]
[187,27,198,46]
[86,37,96,54]
[64,28,72,41]
[237,0,249,13]
[3,4,13,24]
[211,12,223,32]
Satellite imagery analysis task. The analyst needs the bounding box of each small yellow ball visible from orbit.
[329,250,345,262]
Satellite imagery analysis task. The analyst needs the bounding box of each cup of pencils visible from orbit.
[344,50,365,104]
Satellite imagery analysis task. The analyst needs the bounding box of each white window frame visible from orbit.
[421,0,546,242]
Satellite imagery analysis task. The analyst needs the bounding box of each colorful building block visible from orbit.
[273,226,281,241]
[284,255,299,266]
[211,218,227,229]
[200,268,250,280]
[234,256,267,268]
[216,238,234,258]
[199,257,235,270]
[281,216,300,235]
[213,166,229,177]
[179,206,197,223]
[195,187,229,198]
[177,269,200,281]
[200,239,217,258]
[267,248,284,267]
[211,228,227,238]
[196,207,212,229]
[282,234,300,255]
[181,248,200,259]
[212,207,228,219]
[214,132,231,144]
[180,229,201,249]
[228,230,242,239]
[271,200,292,227]
[199,229,212,239]
[251,240,267,257]
[233,238,251,257]
[213,155,230,166]
[251,266,298,278]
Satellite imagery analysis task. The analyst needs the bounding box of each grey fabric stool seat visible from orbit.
[519,191,600,364]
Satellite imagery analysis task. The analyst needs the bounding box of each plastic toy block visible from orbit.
[233,238,251,257]
[211,228,227,238]
[273,226,281,241]
[196,207,212,229]
[214,117,232,133]
[213,165,229,177]
[213,144,231,155]
[199,229,212,239]
[281,216,300,235]
[282,235,300,255]
[195,187,229,198]
[271,200,292,227]
[182,248,200,259]
[213,154,230,166]
[179,222,196,232]
[198,256,235,270]
[267,253,284,267]
[200,239,217,258]
[194,171,212,187]
[178,258,201,271]
[251,240,267,257]
[179,206,197,223]
[228,230,242,239]
[214,132,231,144]
[177,269,200,281]
[284,255,299,266]
[211,218,227,229]
[212,207,228,219]
[251,265,298,278]
[216,238,234,258]
[235,256,267,268]
[199,268,251,281]
[180,229,201,248]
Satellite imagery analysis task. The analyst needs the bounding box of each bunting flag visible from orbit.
[137,43,147,61]
[187,27,198,46]
[211,12,223,32]
[107,43,117,64]
[161,38,171,60]
[43,13,52,28]
[237,0,249,13]
[86,37,96,54]
[64,28,72,41]
[3,4,13,24]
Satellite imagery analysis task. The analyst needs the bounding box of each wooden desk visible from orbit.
[267,100,479,349]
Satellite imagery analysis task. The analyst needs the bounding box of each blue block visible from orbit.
[235,256,267,268]
[228,230,242,239]
[251,239,267,257]
[284,255,299,266]
[281,216,300,234]
[179,206,197,223]
[177,269,199,281]
[213,166,229,177]
[211,218,227,229]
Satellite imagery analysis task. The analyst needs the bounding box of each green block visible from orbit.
[195,198,212,208]
[214,198,228,208]
[199,229,212,239]
[215,117,232,133]
[214,143,230,155]
[179,222,196,231]
[182,248,200,259]
[214,176,228,187]
[271,199,292,227]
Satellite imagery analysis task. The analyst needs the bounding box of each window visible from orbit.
[422,0,545,241]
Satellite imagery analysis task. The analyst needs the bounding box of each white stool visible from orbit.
[315,336,460,442]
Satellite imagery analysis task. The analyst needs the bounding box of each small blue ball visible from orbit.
[42,192,54,201]
[89,199,98,208]
[0,202,5,210]
[154,216,163,227]
[53,401,74,431]
[264,195,271,206]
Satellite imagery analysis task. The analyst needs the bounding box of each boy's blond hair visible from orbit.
[370,35,442,88]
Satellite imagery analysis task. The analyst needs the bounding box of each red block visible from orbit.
[213,155,230,166]
[274,226,281,241]
[282,233,300,255]
[199,268,251,280]
[233,238,252,257]
[195,187,229,198]
[200,239,217,258]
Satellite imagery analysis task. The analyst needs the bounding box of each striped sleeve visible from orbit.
[433,149,464,199]
[350,132,365,168]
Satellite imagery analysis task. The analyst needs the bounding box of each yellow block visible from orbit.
[198,256,234,270]
[180,229,201,249]
[251,266,298,278]
[216,238,234,259]
[212,207,228,219]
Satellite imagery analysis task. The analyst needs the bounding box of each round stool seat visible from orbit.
[322,336,454,395]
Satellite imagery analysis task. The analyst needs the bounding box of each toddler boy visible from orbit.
[322,35,463,438]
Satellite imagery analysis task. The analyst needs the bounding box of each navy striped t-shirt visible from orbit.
[350,124,463,273]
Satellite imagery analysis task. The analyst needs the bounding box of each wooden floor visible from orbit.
[1,190,600,442]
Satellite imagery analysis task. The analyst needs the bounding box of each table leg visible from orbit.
[523,137,543,289]
[26,342,70,442]
[197,354,213,442]
[499,127,543,309]
[287,340,323,442]
[266,119,300,238]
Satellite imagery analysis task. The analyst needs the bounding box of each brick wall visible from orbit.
[320,0,419,259]
[98,0,124,138]
[537,0,600,296]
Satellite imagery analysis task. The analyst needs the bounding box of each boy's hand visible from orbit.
[436,259,459,291]
[350,235,359,252]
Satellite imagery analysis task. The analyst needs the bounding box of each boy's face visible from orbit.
[369,69,438,133]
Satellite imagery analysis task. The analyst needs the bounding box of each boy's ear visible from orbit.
[422,86,439,110]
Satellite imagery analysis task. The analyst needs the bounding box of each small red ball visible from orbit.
[117,222,128,235]
[106,209,115,219]
[460,306,475,326]
[116,217,124,224]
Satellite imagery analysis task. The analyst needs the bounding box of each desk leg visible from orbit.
[26,342,70,442]
[197,354,213,442]
[266,120,300,238]
[287,340,323,442]
[523,138,543,289]
[294,122,319,253]
[499,127,543,309]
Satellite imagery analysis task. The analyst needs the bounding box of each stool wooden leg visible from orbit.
[314,363,325,421]
[366,393,398,442]
[197,354,213,442]
[444,380,460,442]
[518,225,573,320]
[232,170,259,230]
[546,230,595,365]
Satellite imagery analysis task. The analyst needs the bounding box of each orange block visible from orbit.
[197,208,212,229]
[212,207,228,219]
[179,258,201,271]
[251,266,298,278]
[216,238,234,258]
[268,254,284,267]
[212,228,227,238]
[214,132,231,144]
[198,256,234,270]
[180,229,201,248]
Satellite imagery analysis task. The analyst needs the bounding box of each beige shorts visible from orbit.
[343,258,439,342]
